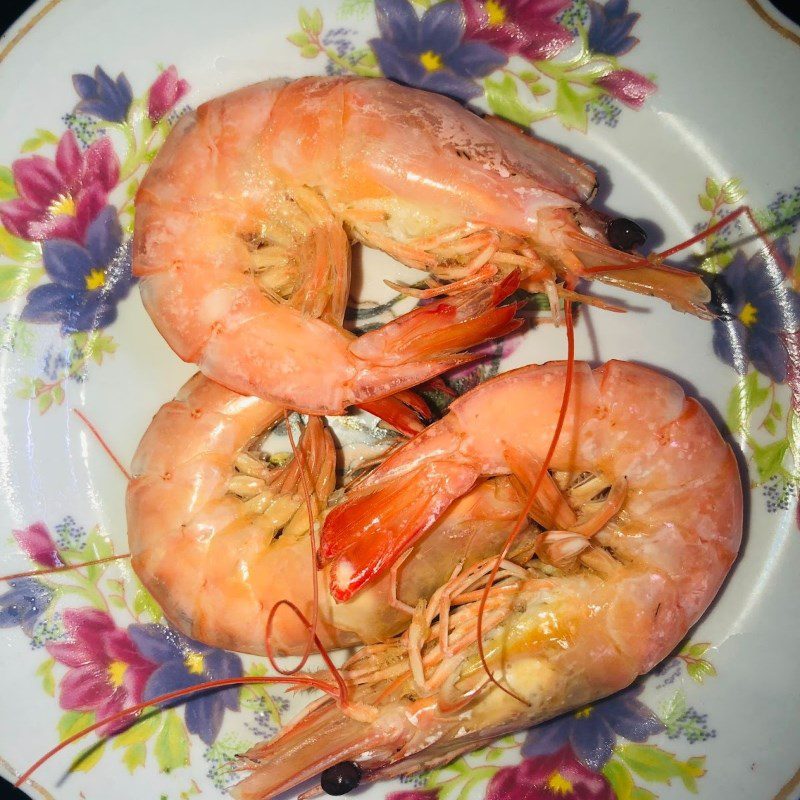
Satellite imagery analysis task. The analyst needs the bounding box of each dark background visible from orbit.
[0,0,798,799]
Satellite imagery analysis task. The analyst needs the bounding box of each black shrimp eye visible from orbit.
[321,761,363,796]
[606,217,648,252]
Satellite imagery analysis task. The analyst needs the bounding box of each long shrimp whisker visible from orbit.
[14,675,340,789]
[475,295,575,704]
[72,408,131,481]
[1,553,131,581]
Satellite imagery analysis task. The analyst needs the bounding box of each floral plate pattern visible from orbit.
[0,2,799,800]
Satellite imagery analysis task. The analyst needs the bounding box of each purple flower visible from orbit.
[47,609,157,734]
[73,66,133,123]
[147,66,190,123]
[13,522,63,569]
[596,68,655,108]
[587,0,640,56]
[0,579,53,636]
[462,0,573,61]
[0,131,119,243]
[128,624,243,746]
[370,0,507,103]
[487,746,615,800]
[21,206,134,334]
[523,685,664,770]
[712,237,800,383]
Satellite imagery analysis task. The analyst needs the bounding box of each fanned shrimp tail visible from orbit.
[347,270,523,406]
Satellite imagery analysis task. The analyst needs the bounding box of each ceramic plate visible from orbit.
[1,1,799,798]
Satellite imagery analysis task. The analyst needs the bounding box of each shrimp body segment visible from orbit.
[126,374,533,655]
[133,77,709,415]
[235,361,742,798]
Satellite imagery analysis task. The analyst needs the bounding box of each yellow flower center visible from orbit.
[85,269,106,291]
[546,770,574,796]
[184,651,205,675]
[107,660,128,689]
[738,301,758,327]
[419,50,444,72]
[485,0,507,26]
[48,193,77,218]
[574,705,593,718]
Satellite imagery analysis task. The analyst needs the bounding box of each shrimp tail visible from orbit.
[320,460,480,602]
[358,389,434,437]
[348,271,523,402]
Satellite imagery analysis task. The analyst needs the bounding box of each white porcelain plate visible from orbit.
[0,1,799,799]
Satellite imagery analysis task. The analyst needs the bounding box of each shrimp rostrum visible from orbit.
[133,77,710,416]
[232,361,742,799]
[127,374,536,655]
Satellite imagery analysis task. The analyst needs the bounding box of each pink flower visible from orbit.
[387,793,440,800]
[147,66,190,123]
[47,609,156,733]
[461,0,573,61]
[13,522,62,569]
[597,68,656,108]
[0,131,119,243]
[486,746,615,800]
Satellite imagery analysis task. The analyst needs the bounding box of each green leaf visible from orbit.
[616,744,706,792]
[602,758,635,800]
[485,75,535,128]
[705,177,720,199]
[310,9,323,34]
[721,177,746,205]
[631,788,658,800]
[21,137,46,153]
[300,44,320,58]
[726,372,769,434]
[681,641,711,659]
[38,391,53,414]
[687,659,717,683]
[70,740,106,773]
[698,194,714,212]
[36,658,56,696]
[59,710,95,741]
[0,166,17,200]
[752,438,789,482]
[0,264,44,301]
[658,689,687,727]
[133,584,164,621]
[113,712,162,748]
[122,741,147,773]
[154,710,190,773]
[287,31,310,46]
[763,416,777,436]
[16,377,36,399]
[298,7,316,32]
[126,178,139,199]
[771,401,784,419]
[554,80,589,132]
[0,227,40,262]
[83,525,115,581]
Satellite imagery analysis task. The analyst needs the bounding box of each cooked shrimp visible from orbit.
[127,373,537,655]
[233,360,742,798]
[133,77,709,415]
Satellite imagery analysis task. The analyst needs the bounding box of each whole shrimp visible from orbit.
[231,360,742,798]
[133,77,710,415]
[127,373,537,655]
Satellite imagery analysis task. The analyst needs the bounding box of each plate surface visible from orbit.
[1,1,799,799]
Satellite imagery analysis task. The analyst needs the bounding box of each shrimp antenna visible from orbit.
[585,205,789,276]
[1,553,131,581]
[263,412,322,676]
[474,292,576,705]
[14,673,340,789]
[2,410,136,581]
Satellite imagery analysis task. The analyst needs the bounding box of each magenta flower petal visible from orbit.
[60,665,110,709]
[147,66,190,123]
[82,137,120,192]
[519,19,575,60]
[12,156,61,206]
[597,69,656,108]
[54,131,83,187]
[0,199,40,239]
[12,522,62,568]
